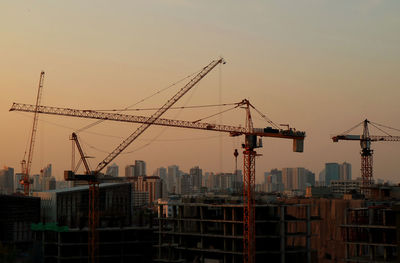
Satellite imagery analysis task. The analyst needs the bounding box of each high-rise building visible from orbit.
[41,164,52,177]
[220,173,235,190]
[167,165,179,194]
[135,160,146,177]
[295,168,315,191]
[340,162,352,180]
[282,167,314,191]
[0,166,14,194]
[106,163,119,177]
[282,168,294,190]
[154,167,167,180]
[31,174,41,191]
[325,163,340,185]
[125,165,135,177]
[212,173,221,190]
[43,177,56,191]
[203,172,212,189]
[154,167,167,198]
[318,169,326,186]
[178,173,191,195]
[40,164,56,191]
[233,169,243,193]
[304,169,315,190]
[265,169,283,192]
[189,166,202,191]
[264,171,269,185]
[15,172,25,192]
[203,172,220,191]
[130,175,162,206]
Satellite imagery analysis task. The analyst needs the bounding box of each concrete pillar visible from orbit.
[306,205,311,263]
[232,207,236,263]
[57,231,61,263]
[158,204,162,261]
[280,206,286,263]
[344,208,349,260]
[368,208,373,261]
[42,231,45,263]
[178,206,183,247]
[200,206,204,263]
[223,207,227,263]
[178,205,182,261]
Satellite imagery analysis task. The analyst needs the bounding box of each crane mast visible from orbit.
[361,120,373,195]
[243,100,257,263]
[21,71,45,196]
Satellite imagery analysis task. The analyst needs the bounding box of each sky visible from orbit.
[1,0,400,183]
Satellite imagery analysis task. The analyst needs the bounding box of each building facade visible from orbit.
[130,176,163,206]
[0,166,14,194]
[282,167,315,191]
[135,160,146,177]
[330,179,361,195]
[325,163,340,185]
[106,163,119,177]
[339,162,352,180]
[189,166,202,191]
[167,165,179,194]
[125,164,135,177]
[33,183,132,227]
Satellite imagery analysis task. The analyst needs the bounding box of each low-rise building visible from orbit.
[330,179,361,195]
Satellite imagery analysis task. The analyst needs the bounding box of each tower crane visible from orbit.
[11,98,305,263]
[332,119,400,196]
[20,71,45,196]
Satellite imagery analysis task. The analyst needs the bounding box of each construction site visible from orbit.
[2,59,400,263]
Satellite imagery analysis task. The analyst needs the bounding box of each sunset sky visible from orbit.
[1,0,400,183]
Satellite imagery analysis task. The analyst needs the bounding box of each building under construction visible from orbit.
[34,226,154,263]
[0,194,41,262]
[32,183,157,263]
[155,196,320,263]
[33,183,132,227]
[341,203,400,262]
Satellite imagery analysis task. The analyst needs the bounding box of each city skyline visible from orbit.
[1,1,400,183]
[2,159,361,190]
